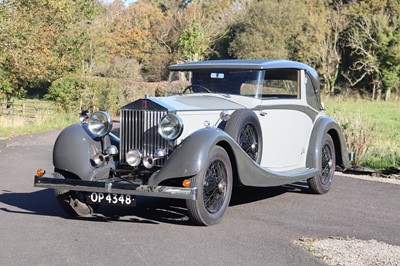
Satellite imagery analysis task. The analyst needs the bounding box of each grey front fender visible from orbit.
[148,127,229,185]
[53,123,115,181]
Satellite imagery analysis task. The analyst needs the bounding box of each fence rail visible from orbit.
[0,102,56,119]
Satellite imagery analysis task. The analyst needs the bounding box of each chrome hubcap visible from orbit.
[218,181,226,193]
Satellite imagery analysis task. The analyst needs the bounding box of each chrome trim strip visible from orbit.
[34,176,197,200]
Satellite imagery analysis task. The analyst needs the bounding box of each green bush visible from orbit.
[44,76,165,115]
[44,76,85,113]
[94,58,143,81]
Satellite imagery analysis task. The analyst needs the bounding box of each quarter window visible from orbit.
[261,69,299,99]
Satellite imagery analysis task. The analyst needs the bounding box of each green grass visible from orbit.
[324,98,400,168]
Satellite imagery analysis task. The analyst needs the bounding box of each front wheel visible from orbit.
[307,134,336,194]
[186,146,233,226]
[54,170,95,217]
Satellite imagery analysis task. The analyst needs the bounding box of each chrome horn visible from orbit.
[92,145,119,166]
[143,156,156,169]
[143,149,167,169]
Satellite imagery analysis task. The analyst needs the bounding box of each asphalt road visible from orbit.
[0,130,399,265]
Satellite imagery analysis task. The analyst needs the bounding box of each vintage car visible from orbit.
[34,59,351,225]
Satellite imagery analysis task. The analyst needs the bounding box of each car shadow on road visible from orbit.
[0,183,311,226]
[0,189,66,217]
[0,188,192,225]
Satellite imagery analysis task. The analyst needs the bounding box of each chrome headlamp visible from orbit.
[158,114,183,141]
[88,111,113,138]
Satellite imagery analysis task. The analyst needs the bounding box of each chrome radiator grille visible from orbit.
[120,109,168,166]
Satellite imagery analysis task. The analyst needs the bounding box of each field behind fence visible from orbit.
[0,100,76,137]
[0,102,56,120]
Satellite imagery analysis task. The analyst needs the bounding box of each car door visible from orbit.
[257,69,313,171]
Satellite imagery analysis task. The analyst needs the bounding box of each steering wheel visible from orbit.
[183,85,212,94]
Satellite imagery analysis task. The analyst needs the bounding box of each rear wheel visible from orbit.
[54,170,95,217]
[307,134,336,194]
[186,146,233,226]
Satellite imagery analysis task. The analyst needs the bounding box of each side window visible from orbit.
[306,73,321,110]
[262,69,299,99]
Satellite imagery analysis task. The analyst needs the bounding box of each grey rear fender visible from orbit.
[306,117,351,170]
[53,123,115,181]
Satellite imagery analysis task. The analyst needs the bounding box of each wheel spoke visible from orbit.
[203,160,227,213]
[239,124,258,161]
[320,144,333,185]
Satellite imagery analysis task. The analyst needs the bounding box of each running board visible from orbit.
[238,165,319,187]
[265,167,319,178]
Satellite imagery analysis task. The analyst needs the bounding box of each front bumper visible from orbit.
[34,176,197,200]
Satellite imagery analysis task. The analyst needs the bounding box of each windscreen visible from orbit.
[168,69,264,98]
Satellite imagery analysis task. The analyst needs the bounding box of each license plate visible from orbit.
[86,192,136,207]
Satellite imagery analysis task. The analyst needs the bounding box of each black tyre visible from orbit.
[186,146,233,226]
[224,109,263,164]
[54,170,95,217]
[307,134,336,194]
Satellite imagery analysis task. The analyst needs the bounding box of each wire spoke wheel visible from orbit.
[320,143,334,186]
[239,124,258,161]
[203,160,227,213]
[307,134,336,194]
[186,146,233,225]
[224,109,263,164]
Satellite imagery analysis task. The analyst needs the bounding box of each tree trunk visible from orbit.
[384,88,391,101]
[371,83,376,100]
[377,89,382,101]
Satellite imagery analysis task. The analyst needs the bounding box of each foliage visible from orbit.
[313,1,348,94]
[44,75,163,115]
[228,0,307,59]
[94,58,143,81]
[44,77,86,113]
[0,0,101,99]
[1,0,399,98]
[343,0,400,100]
[177,20,208,61]
[329,109,372,166]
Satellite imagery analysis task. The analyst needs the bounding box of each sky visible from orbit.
[101,0,137,5]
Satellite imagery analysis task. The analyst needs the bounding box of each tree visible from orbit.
[295,1,350,95]
[0,0,101,99]
[103,1,170,80]
[228,0,304,59]
[343,0,400,100]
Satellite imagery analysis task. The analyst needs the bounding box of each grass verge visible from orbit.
[0,99,78,138]
[0,113,77,138]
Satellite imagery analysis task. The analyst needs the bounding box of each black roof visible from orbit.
[168,59,320,88]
